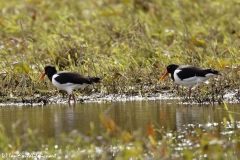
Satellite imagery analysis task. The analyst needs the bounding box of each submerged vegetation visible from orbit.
[0,0,239,159]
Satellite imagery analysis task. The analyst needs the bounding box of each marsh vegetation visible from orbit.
[0,0,239,159]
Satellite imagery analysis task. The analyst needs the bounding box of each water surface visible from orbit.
[0,100,239,142]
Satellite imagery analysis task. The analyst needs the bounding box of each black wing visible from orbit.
[55,71,100,84]
[177,66,218,80]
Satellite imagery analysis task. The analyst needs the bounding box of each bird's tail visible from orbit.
[206,69,221,75]
[90,77,101,83]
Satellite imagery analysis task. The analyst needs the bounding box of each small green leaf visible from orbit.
[13,62,30,74]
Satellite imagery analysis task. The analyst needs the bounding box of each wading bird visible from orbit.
[159,64,220,98]
[38,65,100,103]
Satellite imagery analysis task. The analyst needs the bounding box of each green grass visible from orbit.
[0,0,240,159]
[0,0,239,102]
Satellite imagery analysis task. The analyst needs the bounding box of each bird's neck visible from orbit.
[47,73,55,82]
[170,72,175,81]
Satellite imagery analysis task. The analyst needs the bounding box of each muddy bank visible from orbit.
[0,89,239,106]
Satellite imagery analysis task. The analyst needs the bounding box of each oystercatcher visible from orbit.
[159,64,220,98]
[38,65,101,103]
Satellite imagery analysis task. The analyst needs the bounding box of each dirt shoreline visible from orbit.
[0,89,239,106]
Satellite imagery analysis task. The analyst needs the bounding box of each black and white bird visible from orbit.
[159,64,220,98]
[38,65,101,103]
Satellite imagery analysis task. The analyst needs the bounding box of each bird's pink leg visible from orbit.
[188,88,192,98]
[68,94,72,103]
[68,93,76,104]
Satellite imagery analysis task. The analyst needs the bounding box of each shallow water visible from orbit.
[0,99,239,142]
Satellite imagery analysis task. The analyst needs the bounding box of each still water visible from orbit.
[0,100,239,142]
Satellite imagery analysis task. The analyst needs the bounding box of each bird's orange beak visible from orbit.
[38,73,46,82]
[159,71,169,82]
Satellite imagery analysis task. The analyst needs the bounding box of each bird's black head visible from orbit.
[166,64,179,74]
[44,65,57,81]
[159,64,180,82]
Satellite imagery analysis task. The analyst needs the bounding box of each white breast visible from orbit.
[52,74,89,94]
[173,69,215,88]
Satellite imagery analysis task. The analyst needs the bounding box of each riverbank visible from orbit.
[0,87,239,106]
